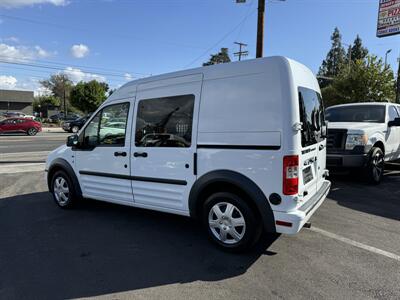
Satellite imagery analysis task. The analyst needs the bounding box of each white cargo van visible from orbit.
[46,57,331,251]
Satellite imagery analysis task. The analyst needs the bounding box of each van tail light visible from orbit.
[283,155,299,195]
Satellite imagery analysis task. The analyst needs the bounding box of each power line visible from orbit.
[0,14,206,50]
[0,60,140,79]
[184,7,257,68]
[0,56,150,76]
[0,65,128,85]
[0,55,151,76]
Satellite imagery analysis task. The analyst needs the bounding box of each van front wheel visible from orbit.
[51,170,78,208]
[203,192,260,252]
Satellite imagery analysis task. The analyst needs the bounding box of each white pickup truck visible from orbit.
[325,102,400,183]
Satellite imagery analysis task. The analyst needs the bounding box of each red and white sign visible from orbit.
[377,0,400,37]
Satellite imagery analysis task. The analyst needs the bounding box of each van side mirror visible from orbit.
[66,134,79,147]
[388,117,400,127]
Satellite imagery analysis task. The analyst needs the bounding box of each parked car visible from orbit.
[49,112,80,122]
[0,118,42,136]
[62,114,92,133]
[2,112,35,119]
[326,102,400,183]
[45,57,331,251]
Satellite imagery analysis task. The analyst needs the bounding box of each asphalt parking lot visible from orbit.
[1,132,400,300]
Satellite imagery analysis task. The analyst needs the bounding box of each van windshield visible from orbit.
[298,87,325,148]
[325,105,385,123]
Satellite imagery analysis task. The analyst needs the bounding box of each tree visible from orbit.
[33,95,60,110]
[40,74,73,113]
[203,48,231,66]
[322,55,396,107]
[70,80,109,113]
[318,27,347,88]
[350,35,368,62]
[33,95,60,117]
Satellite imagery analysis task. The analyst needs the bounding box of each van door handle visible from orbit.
[114,151,127,157]
[319,144,324,151]
[134,152,148,158]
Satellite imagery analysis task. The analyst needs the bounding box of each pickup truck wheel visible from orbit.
[27,128,38,136]
[203,192,261,252]
[366,147,384,184]
[71,125,80,133]
[51,170,77,208]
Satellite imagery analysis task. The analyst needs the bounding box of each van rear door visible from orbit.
[298,87,326,203]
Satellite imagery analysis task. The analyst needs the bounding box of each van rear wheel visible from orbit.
[203,192,261,252]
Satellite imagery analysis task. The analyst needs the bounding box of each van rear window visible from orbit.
[298,87,325,148]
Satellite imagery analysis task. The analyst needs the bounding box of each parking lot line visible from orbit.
[310,226,400,262]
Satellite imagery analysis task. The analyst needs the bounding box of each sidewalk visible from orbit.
[42,127,65,133]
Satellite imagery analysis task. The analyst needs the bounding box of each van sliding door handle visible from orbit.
[134,152,148,158]
[114,151,127,157]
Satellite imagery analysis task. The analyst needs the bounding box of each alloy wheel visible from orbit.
[372,152,384,181]
[28,128,37,135]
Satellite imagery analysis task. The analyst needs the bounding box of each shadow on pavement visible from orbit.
[0,192,278,300]
[327,165,400,221]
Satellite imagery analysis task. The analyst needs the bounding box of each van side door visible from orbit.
[75,100,134,204]
[130,74,202,213]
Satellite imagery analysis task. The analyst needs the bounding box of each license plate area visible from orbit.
[303,166,313,184]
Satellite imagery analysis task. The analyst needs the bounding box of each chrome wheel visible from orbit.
[72,126,79,133]
[208,202,246,245]
[53,176,70,206]
[372,152,384,181]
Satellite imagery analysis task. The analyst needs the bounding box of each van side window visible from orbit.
[135,95,195,148]
[388,106,399,122]
[83,102,129,147]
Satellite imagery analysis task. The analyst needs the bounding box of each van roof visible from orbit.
[106,56,317,102]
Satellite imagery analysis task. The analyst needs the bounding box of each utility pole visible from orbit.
[234,42,248,61]
[236,0,285,58]
[396,54,400,103]
[256,0,265,58]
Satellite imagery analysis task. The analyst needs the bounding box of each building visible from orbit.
[0,89,34,115]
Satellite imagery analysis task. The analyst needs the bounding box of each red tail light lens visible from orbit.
[283,155,299,195]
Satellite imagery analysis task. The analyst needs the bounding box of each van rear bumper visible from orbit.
[273,180,331,234]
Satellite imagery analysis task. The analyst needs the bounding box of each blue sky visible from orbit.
[0,0,399,94]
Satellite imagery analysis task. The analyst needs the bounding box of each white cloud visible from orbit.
[34,45,50,58]
[0,42,54,61]
[0,75,17,89]
[63,67,106,83]
[70,44,90,58]
[0,0,68,8]
[0,76,52,96]
[124,73,133,81]
[3,36,19,43]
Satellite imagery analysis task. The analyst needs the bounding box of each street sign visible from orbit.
[377,0,400,37]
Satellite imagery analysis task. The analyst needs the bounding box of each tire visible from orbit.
[366,147,384,184]
[202,192,261,252]
[71,125,80,133]
[50,170,78,209]
[27,128,38,136]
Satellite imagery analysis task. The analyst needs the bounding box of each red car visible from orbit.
[0,118,42,136]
